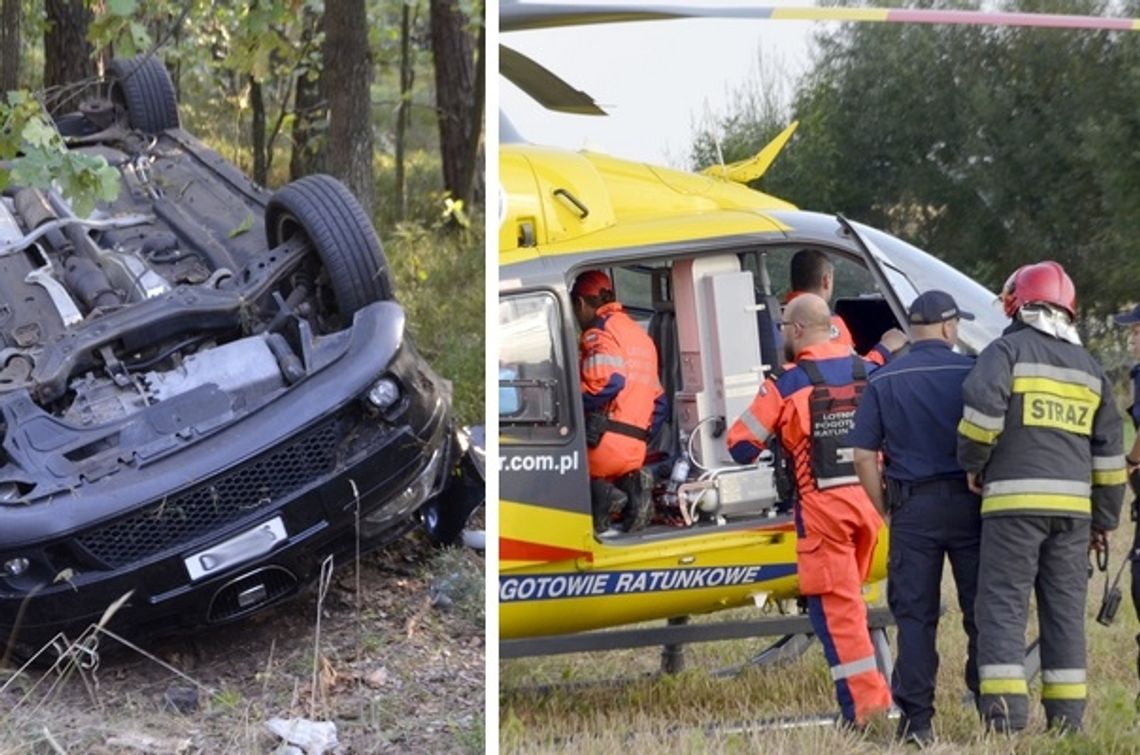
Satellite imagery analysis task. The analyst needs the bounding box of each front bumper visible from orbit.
[0,304,459,652]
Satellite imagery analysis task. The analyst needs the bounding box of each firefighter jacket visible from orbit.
[579,302,666,477]
[728,340,880,502]
[957,322,1126,530]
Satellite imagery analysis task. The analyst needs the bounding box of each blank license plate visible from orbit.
[184,517,287,581]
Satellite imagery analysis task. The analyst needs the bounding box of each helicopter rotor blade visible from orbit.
[501,3,1140,34]
[501,44,607,115]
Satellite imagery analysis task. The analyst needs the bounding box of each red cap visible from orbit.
[571,270,613,299]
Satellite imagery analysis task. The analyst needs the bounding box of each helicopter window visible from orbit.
[499,291,571,442]
[828,254,877,300]
[741,246,876,301]
[611,265,669,327]
[740,245,897,354]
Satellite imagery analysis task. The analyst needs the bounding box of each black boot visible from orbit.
[590,479,626,533]
[617,468,654,533]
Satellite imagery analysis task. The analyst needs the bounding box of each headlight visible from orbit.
[4,557,30,577]
[367,377,401,410]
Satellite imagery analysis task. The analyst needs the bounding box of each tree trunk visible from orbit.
[44,0,95,110]
[251,77,267,185]
[461,12,485,206]
[289,8,325,181]
[394,1,414,221]
[429,0,481,210]
[0,0,20,91]
[323,0,373,216]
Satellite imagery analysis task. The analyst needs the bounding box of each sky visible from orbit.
[500,1,837,168]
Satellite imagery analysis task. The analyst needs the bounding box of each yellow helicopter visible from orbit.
[497,2,1132,648]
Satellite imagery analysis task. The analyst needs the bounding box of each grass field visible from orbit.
[500,512,1140,754]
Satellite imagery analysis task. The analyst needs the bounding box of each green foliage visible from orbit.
[695,0,1140,314]
[385,211,484,427]
[227,213,255,238]
[211,687,244,710]
[88,0,151,57]
[0,93,120,217]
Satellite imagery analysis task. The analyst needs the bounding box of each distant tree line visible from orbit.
[692,0,1140,315]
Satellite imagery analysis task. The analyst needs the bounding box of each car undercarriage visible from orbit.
[0,57,482,658]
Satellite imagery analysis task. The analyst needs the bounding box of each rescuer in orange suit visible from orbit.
[786,249,902,365]
[572,270,667,533]
[727,293,892,726]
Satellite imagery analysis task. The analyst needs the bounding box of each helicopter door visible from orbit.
[498,291,592,524]
[672,255,766,469]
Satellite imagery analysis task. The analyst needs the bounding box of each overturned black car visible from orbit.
[0,57,481,658]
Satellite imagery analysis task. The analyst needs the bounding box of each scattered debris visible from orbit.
[161,685,199,714]
[362,667,389,689]
[462,529,486,551]
[429,572,464,611]
[104,731,193,754]
[265,717,339,755]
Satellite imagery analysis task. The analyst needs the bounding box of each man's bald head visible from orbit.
[785,293,831,330]
[783,293,833,358]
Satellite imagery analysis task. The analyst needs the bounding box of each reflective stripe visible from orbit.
[583,354,624,372]
[738,410,771,444]
[1042,683,1087,700]
[1012,363,1102,393]
[1093,468,1128,486]
[830,654,878,681]
[1092,455,1125,470]
[1091,455,1127,487]
[817,475,861,489]
[979,679,1028,695]
[982,494,1091,515]
[963,406,1005,431]
[978,663,1027,697]
[1042,669,1086,684]
[983,478,1091,497]
[1011,376,1099,404]
[980,664,1025,680]
[958,418,1000,445]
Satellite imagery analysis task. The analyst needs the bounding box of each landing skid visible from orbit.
[500,607,896,661]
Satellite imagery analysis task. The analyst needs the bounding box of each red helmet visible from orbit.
[1000,261,1076,319]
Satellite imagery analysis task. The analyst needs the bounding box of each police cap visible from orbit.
[1113,303,1140,326]
[908,290,975,325]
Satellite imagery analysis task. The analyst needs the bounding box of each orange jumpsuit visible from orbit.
[728,340,892,724]
[580,302,665,479]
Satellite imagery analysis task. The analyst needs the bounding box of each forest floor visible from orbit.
[0,528,485,755]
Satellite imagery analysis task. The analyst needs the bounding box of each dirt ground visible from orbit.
[0,530,485,755]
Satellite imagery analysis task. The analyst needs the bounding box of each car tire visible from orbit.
[107,56,180,133]
[265,174,395,317]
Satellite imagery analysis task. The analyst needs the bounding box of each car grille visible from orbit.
[77,416,345,569]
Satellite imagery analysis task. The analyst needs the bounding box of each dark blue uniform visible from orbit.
[849,339,982,737]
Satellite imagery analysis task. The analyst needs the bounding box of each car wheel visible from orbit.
[265,174,395,320]
[107,56,180,133]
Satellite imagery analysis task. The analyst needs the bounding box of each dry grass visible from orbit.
[0,535,485,754]
[501,518,1140,754]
